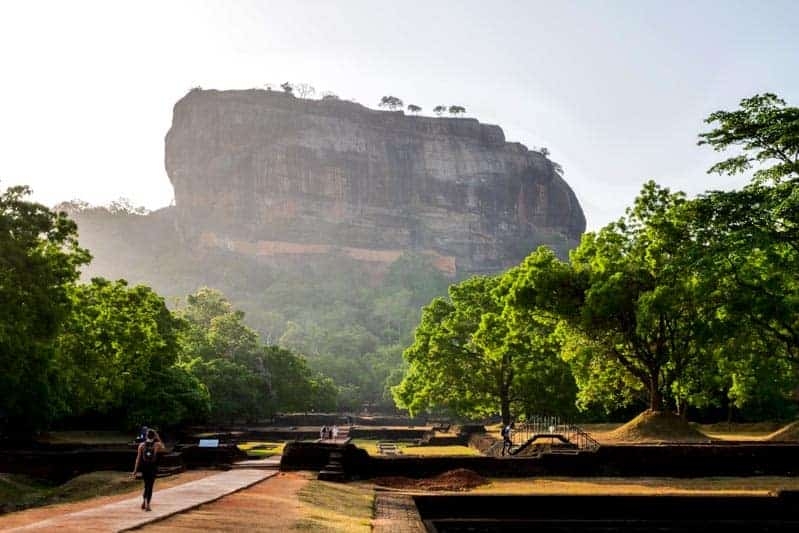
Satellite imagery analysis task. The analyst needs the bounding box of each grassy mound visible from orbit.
[608,410,711,443]
[765,421,799,442]
[0,471,139,514]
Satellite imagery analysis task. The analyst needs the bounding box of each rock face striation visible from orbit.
[165,89,585,275]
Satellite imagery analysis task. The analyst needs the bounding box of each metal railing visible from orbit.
[508,415,600,454]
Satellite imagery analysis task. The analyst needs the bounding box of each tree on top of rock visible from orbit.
[379,96,404,111]
[407,104,422,114]
[448,105,466,116]
[294,83,315,98]
[433,105,447,116]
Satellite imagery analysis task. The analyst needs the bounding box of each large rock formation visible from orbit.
[165,89,585,274]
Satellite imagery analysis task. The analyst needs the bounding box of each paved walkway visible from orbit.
[4,469,276,533]
[373,491,426,533]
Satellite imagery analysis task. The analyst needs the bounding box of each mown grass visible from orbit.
[472,476,799,495]
[0,471,140,513]
[36,430,132,445]
[237,441,286,457]
[351,439,480,457]
[294,479,374,532]
[697,421,784,441]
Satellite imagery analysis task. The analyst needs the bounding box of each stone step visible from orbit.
[231,456,281,469]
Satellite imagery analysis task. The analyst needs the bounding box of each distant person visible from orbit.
[332,424,339,441]
[501,422,514,456]
[320,425,328,441]
[132,428,165,511]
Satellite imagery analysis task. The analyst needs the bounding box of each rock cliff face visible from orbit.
[165,89,585,274]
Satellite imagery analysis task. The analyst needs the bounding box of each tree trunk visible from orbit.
[649,378,663,412]
[500,396,511,426]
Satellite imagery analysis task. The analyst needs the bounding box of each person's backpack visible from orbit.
[501,425,509,438]
[142,441,157,464]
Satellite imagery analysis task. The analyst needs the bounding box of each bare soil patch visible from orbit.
[136,471,308,532]
[374,468,489,491]
[605,410,711,443]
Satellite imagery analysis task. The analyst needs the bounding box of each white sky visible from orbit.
[1,0,797,230]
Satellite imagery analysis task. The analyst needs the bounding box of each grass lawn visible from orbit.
[294,478,374,532]
[0,471,140,512]
[472,476,799,495]
[697,421,784,441]
[236,441,286,457]
[352,439,480,457]
[36,430,132,445]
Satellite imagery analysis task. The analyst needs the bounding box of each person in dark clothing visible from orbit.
[501,422,514,456]
[132,428,165,511]
[136,425,148,443]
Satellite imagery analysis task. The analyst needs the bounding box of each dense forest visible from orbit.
[55,203,454,414]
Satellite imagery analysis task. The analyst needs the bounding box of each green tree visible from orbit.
[407,104,422,114]
[692,93,799,366]
[178,288,269,421]
[0,185,90,429]
[698,93,798,185]
[448,105,466,116]
[379,96,404,110]
[393,272,571,424]
[54,278,201,427]
[552,182,711,413]
[263,344,338,412]
[433,105,447,116]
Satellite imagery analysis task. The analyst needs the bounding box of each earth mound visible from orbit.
[608,410,711,443]
[373,468,489,491]
[766,421,799,442]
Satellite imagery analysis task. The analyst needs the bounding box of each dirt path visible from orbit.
[0,471,214,531]
[134,471,309,532]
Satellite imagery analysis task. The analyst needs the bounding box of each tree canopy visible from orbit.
[393,266,575,424]
[0,185,90,428]
[378,95,404,110]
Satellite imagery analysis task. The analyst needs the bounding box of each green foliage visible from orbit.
[698,93,798,185]
[692,95,799,366]
[53,278,202,427]
[407,104,422,114]
[561,182,714,412]
[177,287,334,420]
[448,105,466,116]
[394,266,576,424]
[0,185,90,429]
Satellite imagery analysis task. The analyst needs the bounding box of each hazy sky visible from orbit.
[1,0,797,230]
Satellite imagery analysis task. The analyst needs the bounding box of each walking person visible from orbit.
[132,428,165,511]
[501,422,514,456]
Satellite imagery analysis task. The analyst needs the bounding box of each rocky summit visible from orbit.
[165,89,585,275]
